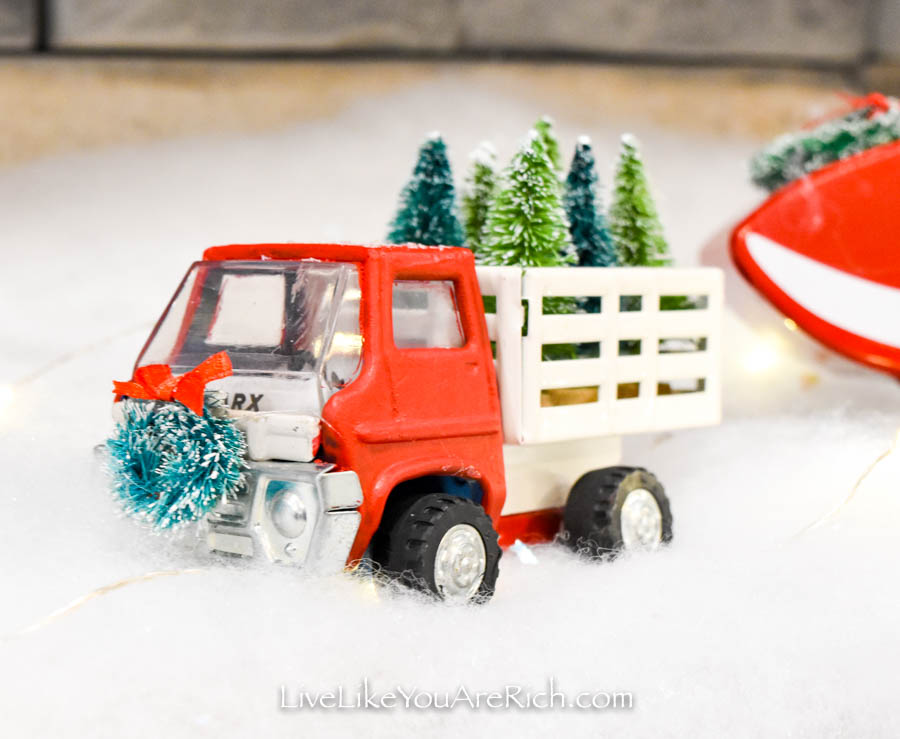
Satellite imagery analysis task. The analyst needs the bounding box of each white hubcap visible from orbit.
[433,524,487,602]
[620,488,663,550]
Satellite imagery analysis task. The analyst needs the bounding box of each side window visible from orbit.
[392,280,465,349]
[323,269,363,389]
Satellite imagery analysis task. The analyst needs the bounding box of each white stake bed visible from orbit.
[477,265,723,516]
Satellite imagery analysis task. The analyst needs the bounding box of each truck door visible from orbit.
[386,275,501,442]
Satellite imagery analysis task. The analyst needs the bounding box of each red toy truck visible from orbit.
[133,243,722,602]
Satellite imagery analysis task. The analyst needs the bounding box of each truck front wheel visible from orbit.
[377,494,501,604]
[563,467,672,557]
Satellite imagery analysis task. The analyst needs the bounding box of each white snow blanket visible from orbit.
[1,80,898,738]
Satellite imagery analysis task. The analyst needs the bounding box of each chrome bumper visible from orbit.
[206,460,362,575]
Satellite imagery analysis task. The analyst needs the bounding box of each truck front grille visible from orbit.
[207,483,251,528]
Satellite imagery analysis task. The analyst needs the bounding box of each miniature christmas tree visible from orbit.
[564,136,617,268]
[750,95,900,192]
[461,142,499,257]
[481,131,573,267]
[483,132,576,360]
[107,396,247,529]
[534,116,563,178]
[609,134,670,267]
[387,133,465,246]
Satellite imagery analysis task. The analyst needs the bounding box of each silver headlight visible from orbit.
[269,489,308,539]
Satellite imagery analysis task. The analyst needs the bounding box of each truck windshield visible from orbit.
[139,260,361,379]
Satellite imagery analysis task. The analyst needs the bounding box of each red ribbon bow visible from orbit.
[803,91,893,129]
[842,91,891,116]
[113,352,233,415]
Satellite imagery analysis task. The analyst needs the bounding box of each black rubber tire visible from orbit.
[562,466,673,557]
[377,494,501,604]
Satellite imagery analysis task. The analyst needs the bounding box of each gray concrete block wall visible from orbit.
[874,0,900,60]
[459,0,868,62]
[49,0,460,51]
[46,0,876,63]
[0,0,36,49]
[0,0,889,68]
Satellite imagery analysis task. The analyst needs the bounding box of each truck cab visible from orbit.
[134,242,723,603]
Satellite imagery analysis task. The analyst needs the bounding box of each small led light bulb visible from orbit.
[742,335,781,374]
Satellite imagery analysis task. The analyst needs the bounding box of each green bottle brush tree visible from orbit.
[387,132,465,247]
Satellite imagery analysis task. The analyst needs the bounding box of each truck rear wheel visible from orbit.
[563,466,672,557]
[377,494,501,604]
